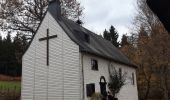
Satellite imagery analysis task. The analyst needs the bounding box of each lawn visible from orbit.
[0,81,21,93]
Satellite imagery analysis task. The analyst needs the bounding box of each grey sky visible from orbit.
[1,0,137,39]
[79,0,137,39]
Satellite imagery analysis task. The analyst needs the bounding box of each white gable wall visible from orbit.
[22,9,138,100]
[22,12,81,100]
[81,54,138,100]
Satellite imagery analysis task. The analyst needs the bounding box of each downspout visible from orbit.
[81,53,85,100]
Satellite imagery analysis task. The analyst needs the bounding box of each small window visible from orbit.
[132,73,135,85]
[84,34,90,43]
[91,59,98,71]
[86,83,95,97]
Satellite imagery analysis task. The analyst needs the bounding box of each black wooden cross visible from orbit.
[39,29,57,66]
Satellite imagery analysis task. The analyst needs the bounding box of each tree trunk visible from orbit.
[144,80,150,100]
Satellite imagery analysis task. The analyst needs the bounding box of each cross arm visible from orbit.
[39,35,58,41]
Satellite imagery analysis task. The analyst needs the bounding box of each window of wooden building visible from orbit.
[91,59,98,71]
[132,73,135,85]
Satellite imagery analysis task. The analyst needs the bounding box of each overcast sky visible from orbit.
[1,0,137,39]
[79,0,137,39]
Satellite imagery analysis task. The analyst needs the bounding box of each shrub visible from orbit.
[90,92,103,100]
[108,67,127,97]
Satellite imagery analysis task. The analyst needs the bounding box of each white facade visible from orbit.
[22,12,81,100]
[22,10,138,100]
[81,54,138,100]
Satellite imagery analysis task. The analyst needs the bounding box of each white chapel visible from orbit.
[21,0,138,100]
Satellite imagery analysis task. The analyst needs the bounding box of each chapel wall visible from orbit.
[22,12,81,100]
[82,54,138,100]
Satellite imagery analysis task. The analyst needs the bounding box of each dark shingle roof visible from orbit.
[48,1,136,68]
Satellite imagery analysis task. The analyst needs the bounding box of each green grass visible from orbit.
[0,81,21,93]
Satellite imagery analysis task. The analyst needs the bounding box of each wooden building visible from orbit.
[22,0,138,100]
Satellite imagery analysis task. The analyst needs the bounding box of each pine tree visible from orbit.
[0,34,2,63]
[4,33,13,61]
[103,29,111,41]
[103,26,119,47]
[0,33,25,76]
[0,35,2,42]
[109,26,119,47]
[6,33,12,43]
[14,33,28,65]
[120,35,129,47]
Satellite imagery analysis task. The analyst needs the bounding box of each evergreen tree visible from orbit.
[120,35,129,47]
[3,33,14,62]
[0,35,2,42]
[0,33,18,76]
[103,26,119,47]
[109,26,119,47]
[103,29,111,41]
[0,33,24,76]
[6,33,12,43]
[14,33,28,64]
[0,34,3,64]
[21,34,28,51]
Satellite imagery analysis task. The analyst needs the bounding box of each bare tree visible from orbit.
[121,0,170,98]
[121,26,170,100]
[134,0,160,33]
[0,0,83,39]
